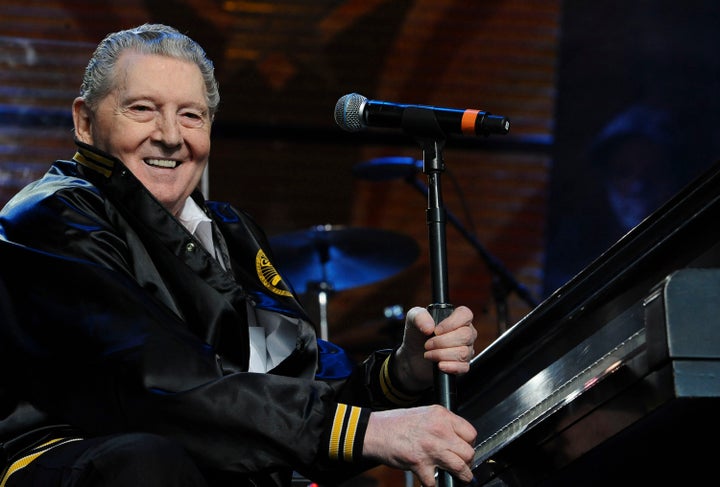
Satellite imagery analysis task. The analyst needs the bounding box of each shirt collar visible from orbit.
[177,196,212,235]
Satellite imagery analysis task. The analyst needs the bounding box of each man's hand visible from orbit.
[363,405,477,486]
[393,305,476,392]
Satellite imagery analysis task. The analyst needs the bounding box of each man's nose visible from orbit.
[152,112,182,147]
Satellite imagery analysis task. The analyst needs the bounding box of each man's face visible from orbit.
[73,51,212,216]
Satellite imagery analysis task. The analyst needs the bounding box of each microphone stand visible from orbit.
[403,177,538,335]
[417,136,457,487]
[378,105,513,486]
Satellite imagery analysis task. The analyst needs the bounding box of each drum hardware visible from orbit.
[269,224,420,340]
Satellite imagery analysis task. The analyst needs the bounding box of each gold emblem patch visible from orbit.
[256,249,292,297]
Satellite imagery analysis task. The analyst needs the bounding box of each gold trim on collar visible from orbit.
[73,148,115,178]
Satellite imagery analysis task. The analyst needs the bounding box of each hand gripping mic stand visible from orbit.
[338,99,512,485]
[402,104,514,486]
[415,134,458,487]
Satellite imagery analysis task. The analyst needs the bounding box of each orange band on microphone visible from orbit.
[461,109,479,135]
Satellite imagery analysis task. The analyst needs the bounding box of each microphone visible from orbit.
[334,93,510,138]
[353,156,422,181]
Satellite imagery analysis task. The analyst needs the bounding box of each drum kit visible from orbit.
[269,223,420,341]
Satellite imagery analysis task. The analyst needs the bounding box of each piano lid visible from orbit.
[458,158,720,485]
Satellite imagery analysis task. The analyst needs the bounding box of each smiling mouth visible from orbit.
[145,158,180,169]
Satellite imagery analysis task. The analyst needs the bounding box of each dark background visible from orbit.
[546,0,720,294]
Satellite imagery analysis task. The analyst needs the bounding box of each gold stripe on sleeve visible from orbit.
[342,406,362,461]
[380,355,419,405]
[328,403,348,461]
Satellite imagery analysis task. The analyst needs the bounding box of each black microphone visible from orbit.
[353,156,422,181]
[334,93,510,138]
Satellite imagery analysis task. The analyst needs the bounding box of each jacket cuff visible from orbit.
[379,353,426,406]
[323,403,371,463]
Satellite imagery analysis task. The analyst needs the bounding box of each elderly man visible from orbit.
[0,24,477,487]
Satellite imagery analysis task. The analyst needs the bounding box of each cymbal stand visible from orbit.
[307,280,332,341]
[307,234,333,341]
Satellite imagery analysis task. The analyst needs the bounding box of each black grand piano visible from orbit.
[458,159,720,485]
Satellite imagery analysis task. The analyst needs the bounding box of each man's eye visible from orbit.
[180,111,206,127]
[124,105,155,121]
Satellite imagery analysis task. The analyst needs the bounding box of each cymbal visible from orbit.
[269,224,420,294]
[353,156,422,181]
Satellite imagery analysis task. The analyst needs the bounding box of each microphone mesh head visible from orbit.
[334,93,367,132]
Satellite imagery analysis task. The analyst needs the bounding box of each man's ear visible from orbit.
[72,97,93,144]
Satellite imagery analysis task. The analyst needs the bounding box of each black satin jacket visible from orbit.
[0,142,423,486]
